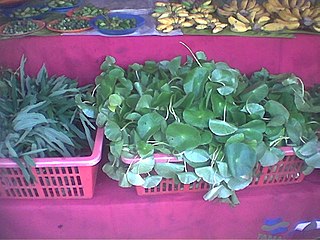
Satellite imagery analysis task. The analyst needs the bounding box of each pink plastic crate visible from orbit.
[0,128,104,199]
[122,147,306,196]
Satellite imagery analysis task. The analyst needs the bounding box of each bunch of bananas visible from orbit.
[153,0,225,33]
[152,1,189,33]
[217,0,269,19]
[227,11,271,32]
[187,13,228,33]
[263,0,320,32]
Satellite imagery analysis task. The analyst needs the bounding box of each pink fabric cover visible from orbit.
[0,34,319,239]
[0,34,319,87]
[0,168,320,239]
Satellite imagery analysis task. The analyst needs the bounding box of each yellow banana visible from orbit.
[195,24,208,29]
[269,0,284,8]
[231,23,251,32]
[217,8,234,16]
[152,12,162,18]
[261,22,285,31]
[230,0,239,10]
[158,12,172,19]
[292,7,301,19]
[249,11,257,22]
[310,8,320,18]
[212,26,224,33]
[177,11,190,17]
[257,15,271,24]
[240,0,249,9]
[313,23,320,32]
[301,1,311,11]
[162,25,174,33]
[222,4,237,12]
[246,0,256,10]
[202,0,212,6]
[216,23,228,28]
[282,0,290,8]
[278,9,300,21]
[181,21,194,27]
[284,20,300,29]
[296,0,306,8]
[228,16,250,29]
[301,8,311,17]
[155,2,167,7]
[194,18,208,24]
[236,13,251,24]
[275,19,300,29]
[156,24,171,31]
[290,0,298,8]
[158,17,175,25]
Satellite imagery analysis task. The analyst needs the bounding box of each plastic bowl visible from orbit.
[5,4,51,19]
[0,19,45,36]
[48,0,83,13]
[46,18,92,33]
[66,6,109,20]
[90,13,145,35]
[0,0,26,9]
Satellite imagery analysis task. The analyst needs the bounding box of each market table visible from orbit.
[0,164,320,239]
[0,34,320,239]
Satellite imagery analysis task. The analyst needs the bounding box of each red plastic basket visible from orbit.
[122,147,306,196]
[0,128,104,199]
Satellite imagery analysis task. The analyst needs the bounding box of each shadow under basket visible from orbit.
[0,128,104,199]
[134,147,306,196]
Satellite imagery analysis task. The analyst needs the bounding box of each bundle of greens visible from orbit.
[0,56,95,182]
[78,48,320,204]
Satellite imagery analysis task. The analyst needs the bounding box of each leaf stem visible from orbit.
[179,41,202,68]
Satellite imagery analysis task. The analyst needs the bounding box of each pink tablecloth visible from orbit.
[0,166,320,239]
[0,34,319,87]
[0,34,320,239]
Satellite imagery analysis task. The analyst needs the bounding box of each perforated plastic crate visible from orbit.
[123,147,306,196]
[0,128,104,199]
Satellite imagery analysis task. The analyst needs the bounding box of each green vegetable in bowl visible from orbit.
[48,0,78,8]
[72,5,109,18]
[95,16,136,30]
[49,17,90,31]
[2,20,40,35]
[10,6,50,18]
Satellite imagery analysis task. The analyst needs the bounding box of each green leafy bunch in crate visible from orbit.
[78,44,320,205]
[0,56,95,182]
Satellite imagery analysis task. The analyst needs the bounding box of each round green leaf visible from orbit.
[109,94,123,107]
[143,176,163,188]
[305,153,320,168]
[127,172,145,186]
[131,156,155,174]
[104,121,122,141]
[137,141,154,159]
[177,172,198,184]
[183,108,215,129]
[203,185,223,201]
[259,147,284,167]
[195,166,223,184]
[227,177,252,191]
[137,112,164,140]
[225,143,257,179]
[154,162,184,178]
[184,149,210,163]
[166,122,201,152]
[102,163,119,181]
[244,103,265,118]
[209,119,238,136]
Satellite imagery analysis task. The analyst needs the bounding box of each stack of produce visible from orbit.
[152,0,228,33]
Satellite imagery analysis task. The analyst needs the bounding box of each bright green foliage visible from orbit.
[0,56,94,182]
[82,52,320,205]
